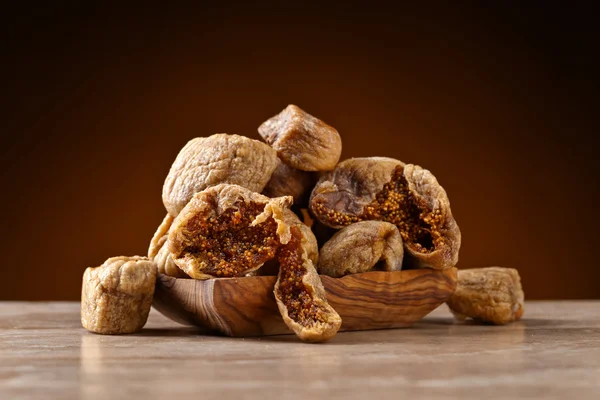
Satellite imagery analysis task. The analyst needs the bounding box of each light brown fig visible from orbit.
[81,256,157,334]
[168,184,294,279]
[310,158,461,270]
[162,134,279,216]
[148,214,189,278]
[447,267,525,325]
[274,226,342,342]
[318,221,403,277]
[258,105,342,172]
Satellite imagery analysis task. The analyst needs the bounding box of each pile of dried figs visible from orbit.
[81,105,525,342]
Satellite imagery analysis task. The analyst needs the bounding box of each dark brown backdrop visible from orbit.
[2,4,598,300]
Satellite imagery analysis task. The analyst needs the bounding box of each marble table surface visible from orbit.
[0,301,598,399]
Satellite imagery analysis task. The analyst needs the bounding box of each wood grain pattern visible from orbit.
[152,268,457,337]
[5,302,600,400]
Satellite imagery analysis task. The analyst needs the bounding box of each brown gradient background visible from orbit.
[2,4,598,300]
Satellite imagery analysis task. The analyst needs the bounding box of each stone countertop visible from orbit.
[0,301,598,399]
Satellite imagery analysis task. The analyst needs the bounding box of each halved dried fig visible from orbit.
[257,209,318,276]
[274,226,342,342]
[318,221,403,277]
[148,214,189,278]
[310,157,461,270]
[447,267,525,325]
[309,157,404,226]
[284,209,318,266]
[81,256,156,334]
[258,105,342,172]
[168,184,293,279]
[162,134,279,216]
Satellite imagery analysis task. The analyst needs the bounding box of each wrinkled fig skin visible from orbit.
[162,134,279,216]
[274,227,342,342]
[310,157,405,221]
[258,105,342,172]
[262,160,316,206]
[168,184,294,280]
[310,158,461,270]
[81,256,157,334]
[318,221,403,278]
[148,213,172,259]
[447,267,525,325]
[148,214,189,278]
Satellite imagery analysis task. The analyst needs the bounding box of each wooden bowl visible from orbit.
[152,267,457,337]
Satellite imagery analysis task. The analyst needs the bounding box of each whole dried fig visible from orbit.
[274,226,342,342]
[262,160,316,206]
[148,214,189,278]
[258,105,342,172]
[310,157,461,270]
[168,184,294,279]
[81,256,157,334]
[318,221,403,277]
[447,267,524,325]
[162,134,279,216]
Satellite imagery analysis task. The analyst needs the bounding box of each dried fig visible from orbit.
[256,209,318,276]
[162,134,279,216]
[284,209,318,265]
[81,256,156,334]
[258,104,342,172]
[262,160,316,206]
[447,267,525,325]
[148,214,189,278]
[310,157,461,270]
[274,226,342,342]
[241,207,319,277]
[318,221,403,277]
[168,184,294,279]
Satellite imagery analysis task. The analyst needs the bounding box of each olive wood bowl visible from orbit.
[152,267,457,337]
